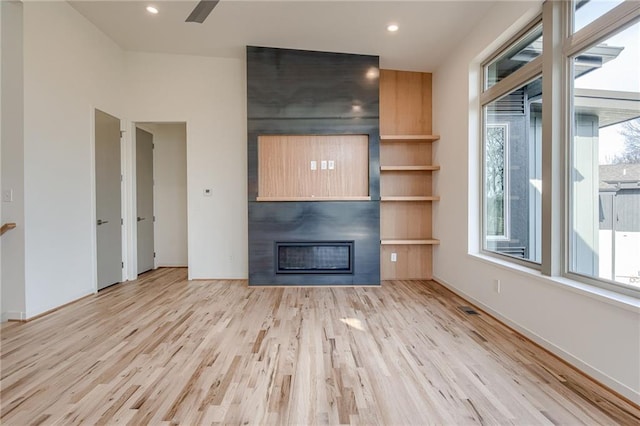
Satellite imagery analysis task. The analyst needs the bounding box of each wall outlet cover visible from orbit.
[2,189,13,203]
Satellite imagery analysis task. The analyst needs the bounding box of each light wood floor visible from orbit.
[1,268,638,425]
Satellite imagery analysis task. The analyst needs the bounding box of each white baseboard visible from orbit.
[433,275,640,405]
[1,311,27,322]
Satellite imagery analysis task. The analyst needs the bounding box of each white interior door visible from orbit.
[136,127,155,274]
[95,109,122,290]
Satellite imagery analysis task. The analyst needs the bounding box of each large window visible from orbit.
[569,20,640,290]
[480,0,640,295]
[482,23,542,264]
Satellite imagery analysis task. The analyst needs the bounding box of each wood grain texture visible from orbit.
[380,135,440,141]
[381,201,433,240]
[381,239,440,245]
[379,70,432,135]
[380,245,434,279]
[258,135,369,199]
[0,223,16,236]
[2,268,637,425]
[379,69,437,279]
[380,170,433,197]
[380,140,432,167]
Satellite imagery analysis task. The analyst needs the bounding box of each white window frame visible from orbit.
[485,123,510,241]
[480,16,543,266]
[564,0,640,297]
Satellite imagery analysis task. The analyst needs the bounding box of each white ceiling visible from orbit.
[68,0,498,71]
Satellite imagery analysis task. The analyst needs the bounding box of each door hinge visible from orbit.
[121,218,124,225]
[154,252,156,258]
[120,130,125,138]
[153,216,156,222]
[152,143,155,149]
[121,261,124,268]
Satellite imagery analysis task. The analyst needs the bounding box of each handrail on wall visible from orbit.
[0,223,17,236]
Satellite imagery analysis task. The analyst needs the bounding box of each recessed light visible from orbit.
[387,24,399,32]
[366,67,380,80]
[146,6,159,15]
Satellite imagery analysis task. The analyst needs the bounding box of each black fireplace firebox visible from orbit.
[276,241,354,274]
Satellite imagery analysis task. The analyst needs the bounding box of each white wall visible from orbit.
[124,52,247,279]
[21,2,124,317]
[432,0,640,402]
[1,1,26,321]
[142,123,188,267]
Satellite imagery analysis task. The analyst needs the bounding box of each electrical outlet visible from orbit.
[391,252,397,262]
[2,189,13,203]
[494,279,501,293]
[310,160,317,170]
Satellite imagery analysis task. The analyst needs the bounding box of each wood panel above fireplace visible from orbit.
[257,134,370,201]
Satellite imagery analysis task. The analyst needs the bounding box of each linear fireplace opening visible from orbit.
[276,241,354,274]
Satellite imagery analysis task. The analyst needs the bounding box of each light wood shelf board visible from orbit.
[380,165,440,171]
[380,134,440,142]
[256,196,371,202]
[380,196,440,202]
[381,239,440,245]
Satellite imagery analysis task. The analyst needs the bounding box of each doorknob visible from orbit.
[137,217,146,222]
[97,219,109,226]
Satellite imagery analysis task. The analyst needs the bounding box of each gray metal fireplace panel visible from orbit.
[246,46,380,286]
[249,201,380,285]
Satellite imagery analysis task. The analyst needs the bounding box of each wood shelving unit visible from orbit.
[379,70,439,280]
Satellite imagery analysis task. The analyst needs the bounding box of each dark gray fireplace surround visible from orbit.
[247,46,380,286]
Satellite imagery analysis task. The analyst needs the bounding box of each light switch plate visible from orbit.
[321,160,327,170]
[391,252,397,262]
[310,160,317,170]
[328,160,335,170]
[2,189,13,203]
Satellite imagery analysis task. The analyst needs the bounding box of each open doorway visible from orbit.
[134,122,188,275]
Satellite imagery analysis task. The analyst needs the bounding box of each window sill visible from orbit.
[467,252,640,312]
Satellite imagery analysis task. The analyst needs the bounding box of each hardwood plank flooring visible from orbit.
[1,268,638,425]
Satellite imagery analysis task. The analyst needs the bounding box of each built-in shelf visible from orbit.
[381,239,440,245]
[380,134,440,142]
[380,196,440,202]
[380,165,440,171]
[256,196,371,202]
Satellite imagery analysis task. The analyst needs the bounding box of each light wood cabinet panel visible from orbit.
[379,70,432,135]
[380,141,432,167]
[381,202,433,240]
[381,245,433,279]
[258,135,369,200]
[381,170,433,197]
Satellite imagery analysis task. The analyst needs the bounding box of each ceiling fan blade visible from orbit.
[186,0,220,23]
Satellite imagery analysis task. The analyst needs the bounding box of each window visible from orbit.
[485,24,542,89]
[485,124,509,239]
[479,0,640,296]
[482,23,542,264]
[569,20,640,290]
[573,0,625,33]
